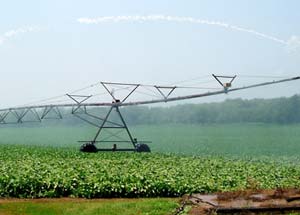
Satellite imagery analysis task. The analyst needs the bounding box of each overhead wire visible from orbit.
[237,74,291,79]
[17,81,101,107]
[11,78,227,108]
[168,74,212,85]
[8,73,296,109]
[68,81,101,94]
[92,85,135,98]
[139,86,163,98]
[128,88,163,99]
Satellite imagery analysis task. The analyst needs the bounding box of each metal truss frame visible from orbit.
[0,75,299,152]
[68,85,142,151]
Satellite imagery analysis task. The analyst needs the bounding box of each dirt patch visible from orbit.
[186,188,300,214]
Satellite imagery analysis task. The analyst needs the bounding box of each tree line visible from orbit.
[7,95,300,127]
[119,95,300,124]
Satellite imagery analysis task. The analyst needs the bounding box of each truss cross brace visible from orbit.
[41,106,62,119]
[155,86,177,99]
[90,104,137,151]
[101,82,140,103]
[66,94,92,113]
[212,74,237,93]
[0,112,7,123]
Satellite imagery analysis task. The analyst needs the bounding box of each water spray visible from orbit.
[77,15,300,49]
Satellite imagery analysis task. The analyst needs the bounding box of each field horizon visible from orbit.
[1,123,300,157]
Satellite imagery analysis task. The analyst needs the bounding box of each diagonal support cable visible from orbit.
[73,113,101,128]
[84,111,124,127]
[99,129,128,142]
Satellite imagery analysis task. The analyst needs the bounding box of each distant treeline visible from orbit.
[120,95,300,125]
[6,95,300,127]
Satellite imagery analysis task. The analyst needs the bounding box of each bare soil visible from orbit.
[186,188,300,214]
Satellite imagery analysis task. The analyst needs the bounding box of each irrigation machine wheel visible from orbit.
[136,143,151,152]
[80,142,98,153]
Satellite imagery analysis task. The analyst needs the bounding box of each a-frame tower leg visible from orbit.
[90,105,137,151]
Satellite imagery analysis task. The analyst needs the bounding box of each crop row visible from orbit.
[0,145,300,198]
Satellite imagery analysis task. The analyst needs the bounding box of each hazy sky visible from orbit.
[1,0,300,107]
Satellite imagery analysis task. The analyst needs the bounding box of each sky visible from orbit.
[0,0,300,107]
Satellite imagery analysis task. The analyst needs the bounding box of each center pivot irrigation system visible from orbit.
[0,74,299,152]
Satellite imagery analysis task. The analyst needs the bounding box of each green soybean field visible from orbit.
[0,123,300,198]
[1,144,300,198]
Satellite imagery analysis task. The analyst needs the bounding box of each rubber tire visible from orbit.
[80,143,98,153]
[136,143,151,152]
